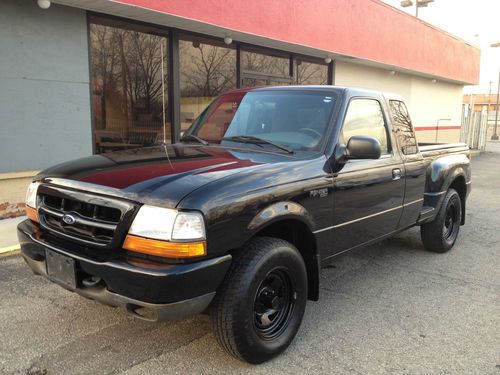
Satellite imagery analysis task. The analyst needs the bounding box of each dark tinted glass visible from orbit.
[389,100,418,155]
[179,34,237,132]
[241,49,290,77]
[89,18,170,153]
[295,59,328,85]
[341,99,389,154]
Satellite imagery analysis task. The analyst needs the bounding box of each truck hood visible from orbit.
[36,144,296,208]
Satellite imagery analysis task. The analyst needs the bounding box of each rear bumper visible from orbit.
[17,220,232,321]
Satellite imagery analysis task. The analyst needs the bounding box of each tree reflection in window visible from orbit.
[389,100,418,155]
[179,36,237,131]
[241,49,290,77]
[89,21,170,152]
[295,60,328,85]
[180,37,236,97]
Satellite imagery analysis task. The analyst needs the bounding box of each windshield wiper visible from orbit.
[180,134,209,146]
[222,135,294,154]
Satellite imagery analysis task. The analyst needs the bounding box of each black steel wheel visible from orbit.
[443,201,459,241]
[211,237,307,363]
[421,188,462,253]
[253,268,295,341]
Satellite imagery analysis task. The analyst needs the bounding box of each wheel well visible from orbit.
[449,175,466,224]
[254,219,319,301]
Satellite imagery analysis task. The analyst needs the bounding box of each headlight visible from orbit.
[128,205,206,241]
[25,182,40,223]
[124,205,206,258]
[128,205,178,241]
[25,182,40,209]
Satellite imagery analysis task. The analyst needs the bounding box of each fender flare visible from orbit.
[247,201,316,233]
[426,153,469,194]
[246,201,320,301]
[424,154,470,224]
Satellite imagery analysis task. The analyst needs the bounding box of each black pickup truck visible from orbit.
[18,86,471,363]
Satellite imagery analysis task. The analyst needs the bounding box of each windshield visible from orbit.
[186,91,336,152]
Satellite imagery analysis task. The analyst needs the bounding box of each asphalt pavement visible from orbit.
[1,146,499,375]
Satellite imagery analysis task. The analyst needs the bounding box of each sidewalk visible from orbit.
[0,216,24,256]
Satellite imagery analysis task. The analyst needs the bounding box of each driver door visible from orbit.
[331,98,404,253]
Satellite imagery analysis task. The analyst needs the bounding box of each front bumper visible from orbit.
[17,220,232,321]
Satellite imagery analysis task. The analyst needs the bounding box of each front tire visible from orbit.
[211,237,307,364]
[421,188,462,253]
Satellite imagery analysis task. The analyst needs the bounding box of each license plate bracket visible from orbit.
[45,249,77,289]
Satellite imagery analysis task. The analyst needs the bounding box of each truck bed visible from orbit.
[418,142,469,158]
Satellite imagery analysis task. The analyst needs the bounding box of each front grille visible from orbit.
[37,185,136,248]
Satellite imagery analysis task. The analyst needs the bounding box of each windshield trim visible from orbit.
[183,89,341,155]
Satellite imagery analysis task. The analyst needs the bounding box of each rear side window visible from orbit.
[389,100,418,155]
[341,99,389,154]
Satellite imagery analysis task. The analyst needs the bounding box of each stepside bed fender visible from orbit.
[422,153,471,223]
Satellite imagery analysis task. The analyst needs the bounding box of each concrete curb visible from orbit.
[0,244,21,258]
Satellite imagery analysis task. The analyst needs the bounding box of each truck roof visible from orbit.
[222,85,405,102]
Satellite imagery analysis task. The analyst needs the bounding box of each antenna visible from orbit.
[161,39,166,144]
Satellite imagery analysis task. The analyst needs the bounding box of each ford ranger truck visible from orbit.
[18,86,471,363]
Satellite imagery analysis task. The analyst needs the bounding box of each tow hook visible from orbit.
[82,276,102,287]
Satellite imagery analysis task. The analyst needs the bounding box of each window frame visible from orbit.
[339,97,394,157]
[87,13,173,151]
[389,99,419,156]
[293,55,330,85]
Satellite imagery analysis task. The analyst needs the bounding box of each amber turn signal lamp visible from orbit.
[26,206,39,223]
[123,234,206,258]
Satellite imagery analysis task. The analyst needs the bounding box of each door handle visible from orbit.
[392,168,402,180]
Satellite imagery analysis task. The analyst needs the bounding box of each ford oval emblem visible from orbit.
[62,214,76,225]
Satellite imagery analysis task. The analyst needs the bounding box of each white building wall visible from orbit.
[335,60,412,100]
[334,60,463,143]
[408,77,463,143]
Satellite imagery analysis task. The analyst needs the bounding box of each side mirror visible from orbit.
[335,135,381,163]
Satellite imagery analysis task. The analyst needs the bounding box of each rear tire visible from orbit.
[421,188,462,253]
[211,237,307,364]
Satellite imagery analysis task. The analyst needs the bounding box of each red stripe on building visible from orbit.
[114,0,480,84]
[414,126,461,131]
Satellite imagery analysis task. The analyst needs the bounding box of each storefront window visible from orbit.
[89,18,170,153]
[88,17,331,149]
[179,34,236,132]
[241,48,292,87]
[241,49,290,76]
[295,59,328,85]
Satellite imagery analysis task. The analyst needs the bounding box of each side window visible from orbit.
[389,100,418,155]
[341,99,389,154]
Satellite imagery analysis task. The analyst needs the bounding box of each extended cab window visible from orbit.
[389,100,418,155]
[341,99,389,154]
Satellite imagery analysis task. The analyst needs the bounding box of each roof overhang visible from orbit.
[52,0,480,85]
